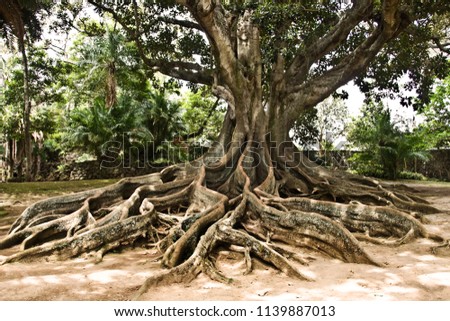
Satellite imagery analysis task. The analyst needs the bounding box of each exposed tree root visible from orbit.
[257,193,441,245]
[0,146,446,299]
[431,240,450,255]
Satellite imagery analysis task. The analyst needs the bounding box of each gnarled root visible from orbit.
[0,147,446,299]
[258,193,440,246]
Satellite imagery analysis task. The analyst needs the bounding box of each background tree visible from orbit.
[63,97,142,162]
[181,89,226,159]
[292,96,349,154]
[0,0,52,181]
[290,107,318,149]
[419,75,450,148]
[140,90,186,158]
[68,26,149,109]
[0,46,64,179]
[347,102,431,179]
[1,0,450,298]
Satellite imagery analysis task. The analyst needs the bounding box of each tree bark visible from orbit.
[18,28,32,181]
[7,139,14,179]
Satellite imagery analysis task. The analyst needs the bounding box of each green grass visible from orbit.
[0,179,119,196]
[0,208,7,217]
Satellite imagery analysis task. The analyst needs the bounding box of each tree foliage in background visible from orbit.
[67,26,149,108]
[419,75,450,148]
[182,89,225,141]
[347,102,431,179]
[63,96,148,161]
[60,25,189,164]
[292,96,349,153]
[0,0,54,180]
[1,46,65,109]
[0,46,65,178]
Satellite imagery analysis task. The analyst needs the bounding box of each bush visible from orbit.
[347,152,385,178]
[346,102,432,180]
[397,171,427,181]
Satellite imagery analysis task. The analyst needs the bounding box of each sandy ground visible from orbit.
[0,181,449,301]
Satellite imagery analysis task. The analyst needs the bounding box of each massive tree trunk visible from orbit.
[0,0,448,299]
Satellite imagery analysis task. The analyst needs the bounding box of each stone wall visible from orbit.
[40,160,166,181]
[304,149,450,181]
[406,149,450,181]
[36,149,450,182]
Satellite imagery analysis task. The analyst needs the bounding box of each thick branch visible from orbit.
[285,0,374,84]
[284,0,409,126]
[157,16,203,31]
[87,0,213,85]
[179,0,239,92]
[432,37,450,54]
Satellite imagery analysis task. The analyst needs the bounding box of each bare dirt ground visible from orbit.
[0,181,449,301]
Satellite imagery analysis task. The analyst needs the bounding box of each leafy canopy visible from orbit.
[70,0,450,113]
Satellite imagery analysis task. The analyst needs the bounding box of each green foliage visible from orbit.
[60,26,189,164]
[354,9,450,110]
[181,89,225,141]
[419,75,450,148]
[347,152,385,178]
[291,108,319,149]
[398,171,427,181]
[63,94,151,160]
[180,89,226,160]
[66,27,149,107]
[63,89,187,164]
[0,46,64,141]
[347,102,432,179]
[141,91,185,148]
[292,97,348,151]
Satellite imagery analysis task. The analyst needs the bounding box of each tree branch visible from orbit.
[285,0,374,84]
[156,61,213,84]
[284,0,410,127]
[178,0,239,92]
[157,17,203,31]
[87,0,213,85]
[431,37,450,54]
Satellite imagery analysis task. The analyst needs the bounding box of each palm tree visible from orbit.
[64,95,152,162]
[142,91,186,160]
[71,27,146,109]
[348,103,431,179]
